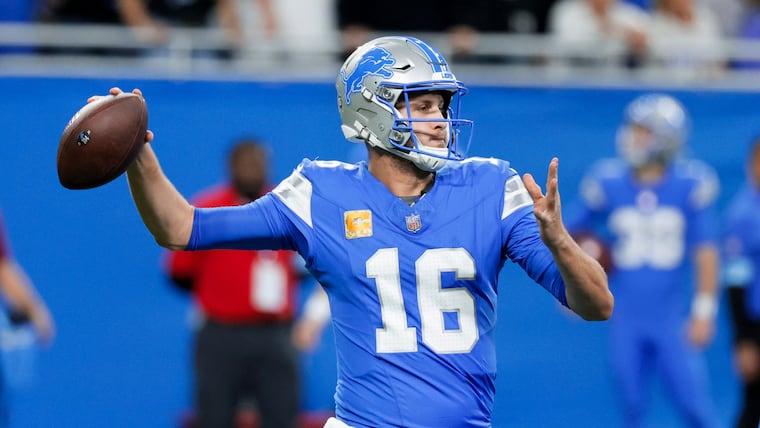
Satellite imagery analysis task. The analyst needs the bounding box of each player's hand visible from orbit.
[87,88,154,144]
[292,318,326,353]
[687,316,714,349]
[30,305,55,347]
[735,340,760,381]
[523,158,567,248]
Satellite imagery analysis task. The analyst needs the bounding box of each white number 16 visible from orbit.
[366,248,479,354]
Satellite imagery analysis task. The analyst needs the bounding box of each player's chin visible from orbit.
[420,139,446,149]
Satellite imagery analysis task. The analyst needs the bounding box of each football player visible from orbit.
[566,94,721,428]
[722,136,760,428]
[99,36,613,427]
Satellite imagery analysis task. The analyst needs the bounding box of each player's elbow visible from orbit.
[155,236,187,251]
[152,226,191,250]
[579,292,614,321]
[150,209,194,250]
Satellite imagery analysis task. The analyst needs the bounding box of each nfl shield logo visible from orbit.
[405,213,422,233]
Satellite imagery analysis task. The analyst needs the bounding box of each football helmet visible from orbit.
[336,36,473,171]
[616,94,690,167]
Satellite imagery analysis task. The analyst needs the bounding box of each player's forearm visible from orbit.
[692,244,719,319]
[0,260,45,316]
[549,233,613,321]
[126,144,194,250]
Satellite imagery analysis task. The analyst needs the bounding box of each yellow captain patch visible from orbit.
[344,210,373,239]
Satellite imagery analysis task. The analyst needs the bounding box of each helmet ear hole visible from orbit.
[378,87,395,101]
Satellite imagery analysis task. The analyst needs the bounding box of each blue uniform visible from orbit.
[723,184,760,320]
[566,158,720,428]
[187,158,568,427]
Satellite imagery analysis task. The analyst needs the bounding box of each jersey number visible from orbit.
[366,248,478,354]
[609,207,685,269]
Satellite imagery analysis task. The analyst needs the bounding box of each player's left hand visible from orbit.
[688,317,714,349]
[292,318,326,353]
[523,158,567,248]
[30,305,55,347]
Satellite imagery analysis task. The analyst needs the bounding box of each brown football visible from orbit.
[57,92,148,190]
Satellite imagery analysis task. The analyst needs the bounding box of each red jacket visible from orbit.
[164,185,301,324]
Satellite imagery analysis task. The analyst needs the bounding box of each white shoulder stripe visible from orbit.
[501,175,533,220]
[272,170,313,228]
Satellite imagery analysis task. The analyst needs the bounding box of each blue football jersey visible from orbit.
[722,184,760,319]
[566,158,719,324]
[188,158,568,427]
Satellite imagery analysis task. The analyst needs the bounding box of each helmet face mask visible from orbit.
[616,94,689,168]
[336,36,473,171]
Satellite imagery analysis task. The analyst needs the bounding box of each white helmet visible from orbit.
[336,36,473,171]
[616,94,690,167]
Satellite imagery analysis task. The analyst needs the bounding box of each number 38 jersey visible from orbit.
[187,158,569,428]
[570,158,719,323]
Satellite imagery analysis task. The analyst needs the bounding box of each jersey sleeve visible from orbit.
[681,160,720,245]
[684,160,720,210]
[564,159,618,234]
[186,190,306,253]
[497,168,568,306]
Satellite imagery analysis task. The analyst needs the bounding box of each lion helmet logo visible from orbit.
[341,47,395,105]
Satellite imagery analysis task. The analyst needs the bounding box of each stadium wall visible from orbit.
[0,77,757,427]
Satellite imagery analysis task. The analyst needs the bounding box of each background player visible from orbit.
[0,210,55,426]
[566,93,721,427]
[722,135,760,428]
[94,35,613,427]
[164,139,329,428]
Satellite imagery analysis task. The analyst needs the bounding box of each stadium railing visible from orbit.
[1,23,760,89]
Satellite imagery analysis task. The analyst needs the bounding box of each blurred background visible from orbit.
[1,0,760,427]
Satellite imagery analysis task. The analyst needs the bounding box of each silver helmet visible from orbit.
[336,36,473,171]
[616,94,690,167]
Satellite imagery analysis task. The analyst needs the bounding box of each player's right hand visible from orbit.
[87,87,154,144]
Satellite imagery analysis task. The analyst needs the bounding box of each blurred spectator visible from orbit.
[646,0,725,79]
[702,0,745,36]
[35,0,135,56]
[237,0,330,54]
[566,94,721,428]
[37,0,121,24]
[721,135,760,428]
[115,0,274,57]
[164,139,330,428]
[336,0,570,64]
[548,0,650,68]
[0,210,55,426]
[476,0,561,34]
[732,0,760,69]
[335,0,484,62]
[625,0,742,35]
